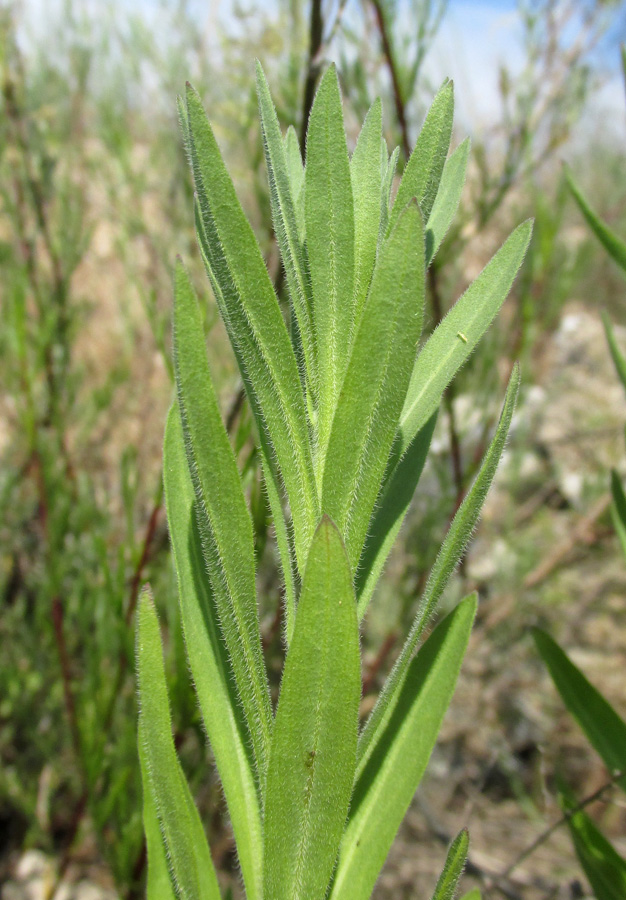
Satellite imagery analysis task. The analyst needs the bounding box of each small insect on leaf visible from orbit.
[457,332,468,343]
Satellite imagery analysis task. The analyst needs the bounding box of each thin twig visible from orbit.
[299,0,324,156]
[51,597,82,761]
[369,0,411,159]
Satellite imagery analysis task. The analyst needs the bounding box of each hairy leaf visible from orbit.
[331,595,476,900]
[533,629,626,792]
[350,97,383,327]
[263,518,360,900]
[388,80,454,233]
[136,592,221,900]
[400,221,532,456]
[356,413,437,619]
[284,125,305,240]
[173,262,272,780]
[322,201,425,569]
[256,62,316,396]
[358,367,519,773]
[380,145,400,243]
[164,405,263,897]
[139,727,177,900]
[305,64,355,464]
[431,830,469,900]
[185,84,319,573]
[426,137,470,266]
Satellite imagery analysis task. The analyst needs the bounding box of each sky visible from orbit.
[16,0,626,131]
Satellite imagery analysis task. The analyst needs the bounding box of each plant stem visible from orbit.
[369,0,411,160]
[299,0,324,157]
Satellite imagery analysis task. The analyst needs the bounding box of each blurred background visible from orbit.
[0,0,625,897]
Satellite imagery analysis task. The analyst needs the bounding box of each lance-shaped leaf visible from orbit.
[136,592,221,900]
[400,221,531,457]
[284,125,305,241]
[358,368,519,774]
[610,469,626,562]
[426,137,470,266]
[163,406,263,898]
[322,201,425,569]
[533,629,626,792]
[379,145,400,243]
[256,62,316,396]
[431,829,469,900]
[185,84,319,573]
[388,80,454,234]
[603,312,626,396]
[263,517,360,900]
[330,595,476,900]
[139,727,177,900]
[305,64,355,463]
[193,198,297,624]
[356,413,437,619]
[565,166,626,273]
[173,263,272,780]
[561,787,626,900]
[350,97,383,327]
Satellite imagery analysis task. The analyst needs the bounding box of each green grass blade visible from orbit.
[164,405,263,897]
[322,201,425,570]
[388,80,454,234]
[263,517,361,900]
[602,312,626,396]
[533,629,626,792]
[562,788,626,900]
[256,62,316,396]
[431,829,469,900]
[305,64,355,464]
[173,262,272,781]
[610,469,626,562]
[139,726,177,900]
[565,166,626,273]
[400,221,532,456]
[331,595,477,900]
[350,98,383,327]
[185,84,319,574]
[358,367,519,773]
[136,592,221,900]
[356,412,437,619]
[426,138,470,267]
[284,125,305,241]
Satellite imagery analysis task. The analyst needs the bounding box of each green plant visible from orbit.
[137,62,531,898]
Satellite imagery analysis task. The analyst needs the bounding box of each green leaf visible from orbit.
[136,592,221,900]
[330,595,477,900]
[350,97,383,327]
[356,412,437,619]
[400,221,532,456]
[388,80,454,233]
[426,138,470,266]
[459,891,481,900]
[379,145,400,243]
[432,829,469,900]
[139,726,177,900]
[185,83,319,574]
[533,629,626,793]
[256,62,316,397]
[610,469,626,562]
[565,166,626,273]
[562,789,626,900]
[173,262,272,781]
[284,125,305,241]
[602,312,626,397]
[305,64,355,463]
[163,405,263,898]
[322,201,425,570]
[263,517,361,900]
[358,367,519,773]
